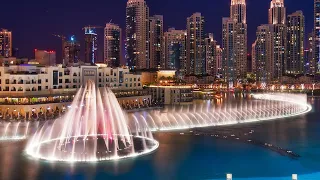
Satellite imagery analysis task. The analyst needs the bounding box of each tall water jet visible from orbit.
[26,80,159,162]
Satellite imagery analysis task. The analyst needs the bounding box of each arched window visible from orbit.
[18,87,23,91]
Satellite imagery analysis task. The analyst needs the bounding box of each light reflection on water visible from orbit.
[0,97,318,180]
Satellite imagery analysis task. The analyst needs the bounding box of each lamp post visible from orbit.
[312,83,315,97]
[226,173,232,180]
[292,174,298,180]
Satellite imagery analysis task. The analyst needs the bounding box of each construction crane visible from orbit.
[52,34,66,64]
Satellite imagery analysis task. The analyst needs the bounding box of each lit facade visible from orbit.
[149,15,163,69]
[126,0,149,70]
[0,63,146,120]
[215,45,223,75]
[35,50,56,66]
[231,0,246,24]
[64,35,80,65]
[84,27,98,64]
[204,34,216,76]
[104,23,122,67]
[148,85,193,105]
[163,28,187,76]
[286,11,305,75]
[0,29,12,58]
[314,0,320,73]
[187,12,205,75]
[253,25,273,83]
[222,0,247,85]
[0,64,142,96]
[307,32,315,74]
[251,42,256,74]
[269,0,287,81]
[269,0,286,25]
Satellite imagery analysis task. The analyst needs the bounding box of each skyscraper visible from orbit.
[84,27,98,64]
[0,29,12,58]
[231,0,246,24]
[149,15,163,69]
[251,42,256,74]
[126,0,149,70]
[215,45,223,75]
[222,0,247,85]
[268,0,286,81]
[308,31,316,74]
[268,0,286,25]
[314,0,320,73]
[104,23,122,67]
[204,33,216,76]
[253,25,274,83]
[286,11,305,75]
[163,28,187,75]
[187,12,205,75]
[64,35,80,65]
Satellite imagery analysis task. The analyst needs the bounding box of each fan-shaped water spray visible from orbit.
[26,81,159,162]
[128,93,312,132]
[0,121,32,141]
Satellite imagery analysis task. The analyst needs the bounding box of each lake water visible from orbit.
[0,97,319,180]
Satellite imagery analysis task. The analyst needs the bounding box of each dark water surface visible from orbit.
[0,98,320,180]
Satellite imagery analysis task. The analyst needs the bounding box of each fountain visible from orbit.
[0,121,33,141]
[26,81,159,162]
[26,80,311,163]
[128,93,312,132]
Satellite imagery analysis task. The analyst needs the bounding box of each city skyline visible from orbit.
[0,0,313,63]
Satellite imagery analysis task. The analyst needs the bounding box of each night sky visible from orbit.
[0,0,314,63]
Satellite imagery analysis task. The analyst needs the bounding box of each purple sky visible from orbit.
[0,0,314,63]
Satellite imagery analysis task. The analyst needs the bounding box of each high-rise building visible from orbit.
[64,35,80,65]
[35,49,56,66]
[215,45,223,75]
[253,25,274,83]
[252,42,256,74]
[286,11,305,75]
[222,0,247,85]
[268,0,286,81]
[126,0,149,70]
[268,0,286,25]
[304,49,311,74]
[149,15,163,69]
[186,12,205,75]
[308,31,316,74]
[314,0,320,73]
[231,0,246,24]
[104,23,122,67]
[0,29,12,58]
[163,28,187,75]
[84,27,98,64]
[204,33,216,76]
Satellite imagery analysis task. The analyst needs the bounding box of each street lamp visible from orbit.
[312,83,316,97]
[226,174,232,180]
[292,174,298,180]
